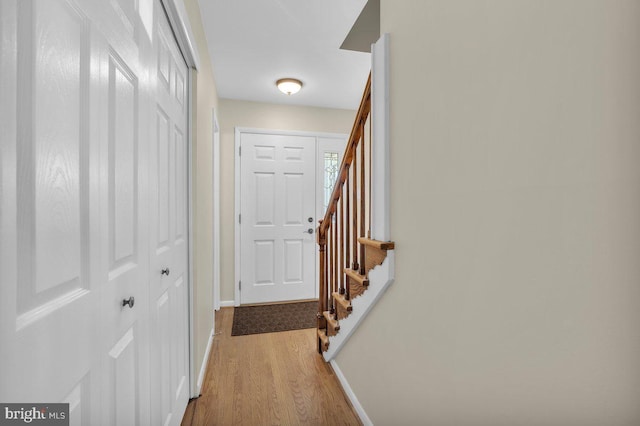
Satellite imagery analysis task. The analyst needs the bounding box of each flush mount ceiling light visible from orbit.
[276,78,303,95]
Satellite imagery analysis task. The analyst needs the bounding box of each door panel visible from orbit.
[109,53,137,270]
[31,0,87,296]
[240,133,316,304]
[172,276,189,404]
[63,379,88,426]
[154,290,172,425]
[284,173,304,224]
[284,239,304,283]
[157,107,171,251]
[175,128,186,243]
[107,328,137,426]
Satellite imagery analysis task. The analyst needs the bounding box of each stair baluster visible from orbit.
[352,147,359,273]
[328,216,335,315]
[368,116,372,239]
[359,120,366,275]
[345,166,351,298]
[331,212,340,300]
[339,194,345,295]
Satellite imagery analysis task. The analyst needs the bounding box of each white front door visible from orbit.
[239,132,317,304]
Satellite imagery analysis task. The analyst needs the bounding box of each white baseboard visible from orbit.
[220,300,235,307]
[330,360,373,426]
[196,329,215,396]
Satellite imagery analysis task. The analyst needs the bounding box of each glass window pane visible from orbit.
[324,152,339,212]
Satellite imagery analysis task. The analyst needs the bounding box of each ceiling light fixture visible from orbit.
[276,78,303,95]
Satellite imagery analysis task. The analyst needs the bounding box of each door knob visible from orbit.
[308,217,313,223]
[161,268,170,276]
[304,228,314,234]
[122,297,135,308]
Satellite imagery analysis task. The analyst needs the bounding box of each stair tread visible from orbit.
[332,292,353,311]
[344,268,369,285]
[358,237,395,250]
[323,311,340,328]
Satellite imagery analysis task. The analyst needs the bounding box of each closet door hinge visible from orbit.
[239,281,241,291]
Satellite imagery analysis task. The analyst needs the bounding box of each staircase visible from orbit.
[316,70,395,356]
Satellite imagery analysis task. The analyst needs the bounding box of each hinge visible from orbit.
[239,280,241,291]
[239,214,241,224]
[239,146,241,156]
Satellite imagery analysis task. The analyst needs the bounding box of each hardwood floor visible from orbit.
[181,307,362,426]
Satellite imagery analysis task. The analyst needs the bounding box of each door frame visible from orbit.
[234,127,349,306]
[212,108,221,311]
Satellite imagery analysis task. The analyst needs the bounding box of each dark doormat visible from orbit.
[231,301,318,336]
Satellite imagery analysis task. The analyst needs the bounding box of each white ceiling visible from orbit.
[196,0,371,110]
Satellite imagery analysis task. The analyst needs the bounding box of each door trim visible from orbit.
[159,0,201,69]
[234,127,350,306]
[212,109,221,311]
[187,69,197,398]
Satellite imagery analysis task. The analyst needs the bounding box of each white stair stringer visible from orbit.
[323,250,395,361]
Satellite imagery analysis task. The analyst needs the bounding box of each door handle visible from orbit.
[122,297,135,309]
[304,228,314,234]
[161,268,170,276]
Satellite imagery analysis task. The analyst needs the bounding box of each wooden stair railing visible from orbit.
[316,73,395,353]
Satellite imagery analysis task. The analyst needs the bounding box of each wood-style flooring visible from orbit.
[181,307,362,426]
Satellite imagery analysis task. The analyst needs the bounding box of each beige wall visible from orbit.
[218,99,356,302]
[336,1,640,425]
[183,0,219,383]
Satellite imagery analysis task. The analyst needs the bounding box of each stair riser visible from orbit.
[327,324,339,336]
[336,303,352,320]
[347,277,369,298]
[317,330,330,352]
[317,316,327,330]
[364,245,387,274]
[322,311,340,336]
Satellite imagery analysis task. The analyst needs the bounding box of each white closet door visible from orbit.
[0,1,190,424]
[148,4,190,426]
[97,0,152,424]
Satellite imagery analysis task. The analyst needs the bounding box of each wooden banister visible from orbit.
[318,74,371,237]
[317,73,372,353]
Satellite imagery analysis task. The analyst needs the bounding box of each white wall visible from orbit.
[218,99,356,302]
[335,1,640,425]
[183,0,219,387]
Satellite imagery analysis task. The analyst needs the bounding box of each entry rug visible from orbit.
[231,301,318,336]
